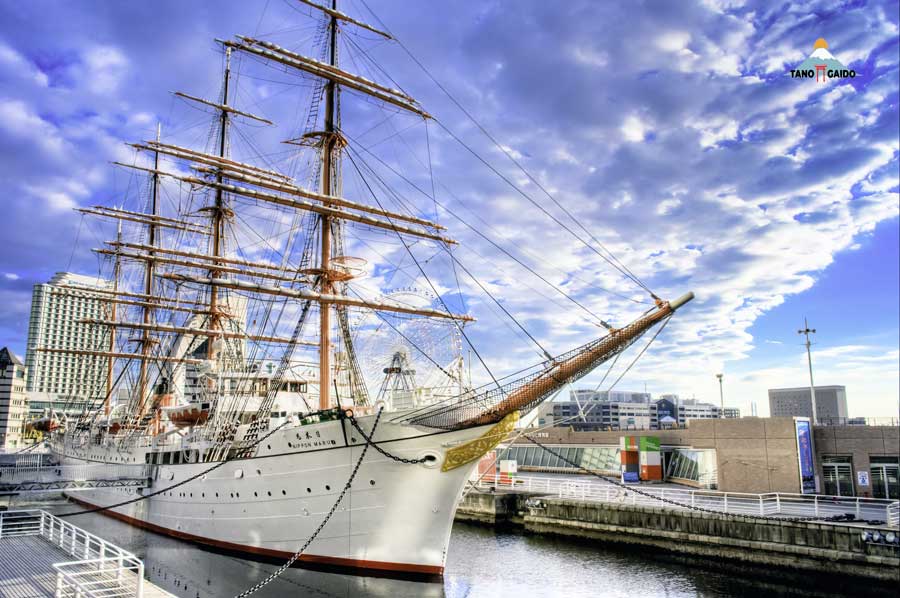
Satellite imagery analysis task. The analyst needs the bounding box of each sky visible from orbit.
[0,0,898,418]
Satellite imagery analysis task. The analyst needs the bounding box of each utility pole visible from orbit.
[716,373,724,417]
[798,318,818,425]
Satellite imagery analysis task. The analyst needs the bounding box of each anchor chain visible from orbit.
[347,413,429,465]
[233,408,386,597]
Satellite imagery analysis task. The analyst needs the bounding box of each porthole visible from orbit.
[306,487,311,493]
[267,491,271,496]
[282,490,286,495]
[287,442,292,448]
[369,480,375,486]
[256,469,261,476]
[254,492,258,497]
[236,493,240,498]
[215,493,219,498]
[325,485,330,491]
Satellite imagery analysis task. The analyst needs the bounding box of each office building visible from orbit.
[0,347,29,449]
[502,418,899,497]
[24,272,113,413]
[723,407,741,418]
[545,391,721,431]
[768,385,848,422]
[676,398,721,424]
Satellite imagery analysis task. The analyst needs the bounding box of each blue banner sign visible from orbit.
[795,419,816,494]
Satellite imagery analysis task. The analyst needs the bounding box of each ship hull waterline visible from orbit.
[56,414,492,580]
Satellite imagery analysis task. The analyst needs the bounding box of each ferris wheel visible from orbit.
[355,287,463,392]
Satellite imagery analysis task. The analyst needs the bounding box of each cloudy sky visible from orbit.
[0,0,897,418]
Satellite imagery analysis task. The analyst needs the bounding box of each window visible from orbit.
[822,456,854,497]
[870,456,899,500]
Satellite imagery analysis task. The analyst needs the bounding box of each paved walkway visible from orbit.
[0,534,174,598]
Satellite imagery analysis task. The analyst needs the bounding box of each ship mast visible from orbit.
[208,48,232,361]
[105,219,122,416]
[319,0,339,410]
[136,123,162,413]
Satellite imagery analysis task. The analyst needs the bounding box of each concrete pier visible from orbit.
[456,492,900,581]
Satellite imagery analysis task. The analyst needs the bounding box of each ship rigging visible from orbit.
[42,0,693,578]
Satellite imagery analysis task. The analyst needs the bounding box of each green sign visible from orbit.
[639,436,660,452]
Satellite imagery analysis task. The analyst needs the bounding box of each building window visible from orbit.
[822,456,854,497]
[870,456,899,500]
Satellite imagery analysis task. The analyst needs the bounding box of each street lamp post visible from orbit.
[716,373,724,417]
[798,318,818,425]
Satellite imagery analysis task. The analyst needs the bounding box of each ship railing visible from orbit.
[473,474,900,526]
[0,450,50,467]
[0,462,151,485]
[0,509,145,597]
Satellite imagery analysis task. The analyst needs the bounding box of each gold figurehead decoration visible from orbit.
[441,411,519,472]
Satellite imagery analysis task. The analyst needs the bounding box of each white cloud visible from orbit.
[656,31,692,53]
[0,41,48,86]
[0,98,67,157]
[82,46,129,94]
[620,114,649,142]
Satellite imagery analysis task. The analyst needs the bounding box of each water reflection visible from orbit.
[39,502,894,598]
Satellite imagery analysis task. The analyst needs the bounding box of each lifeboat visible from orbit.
[162,402,210,428]
[25,416,61,433]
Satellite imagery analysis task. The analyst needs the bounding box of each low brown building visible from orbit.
[508,416,899,497]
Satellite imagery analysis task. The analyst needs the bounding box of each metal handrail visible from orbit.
[473,474,900,526]
[888,502,900,528]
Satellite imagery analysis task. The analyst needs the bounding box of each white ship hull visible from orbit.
[55,414,489,576]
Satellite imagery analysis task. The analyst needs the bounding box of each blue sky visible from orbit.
[0,0,897,417]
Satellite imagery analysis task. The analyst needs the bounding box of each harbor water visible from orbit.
[29,501,891,598]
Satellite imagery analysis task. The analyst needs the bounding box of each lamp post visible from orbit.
[798,318,818,425]
[716,373,724,417]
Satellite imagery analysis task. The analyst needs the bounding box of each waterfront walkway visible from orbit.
[0,510,173,598]
[473,474,900,526]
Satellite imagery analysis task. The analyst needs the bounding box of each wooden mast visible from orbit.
[208,47,232,361]
[319,0,339,410]
[136,124,161,412]
[105,220,122,416]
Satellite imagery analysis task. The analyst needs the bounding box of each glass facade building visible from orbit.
[501,444,718,488]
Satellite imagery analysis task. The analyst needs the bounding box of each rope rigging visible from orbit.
[355,0,658,300]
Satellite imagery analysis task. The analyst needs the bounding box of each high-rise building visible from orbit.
[0,347,29,449]
[24,272,113,414]
[768,385,848,421]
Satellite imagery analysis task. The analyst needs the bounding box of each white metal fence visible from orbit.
[473,474,900,527]
[0,462,150,485]
[0,510,145,597]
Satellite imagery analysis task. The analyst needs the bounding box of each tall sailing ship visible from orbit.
[43,0,693,577]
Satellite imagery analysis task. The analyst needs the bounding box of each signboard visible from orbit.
[639,436,660,452]
[857,470,869,487]
[499,459,518,474]
[622,470,639,483]
[795,419,816,494]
